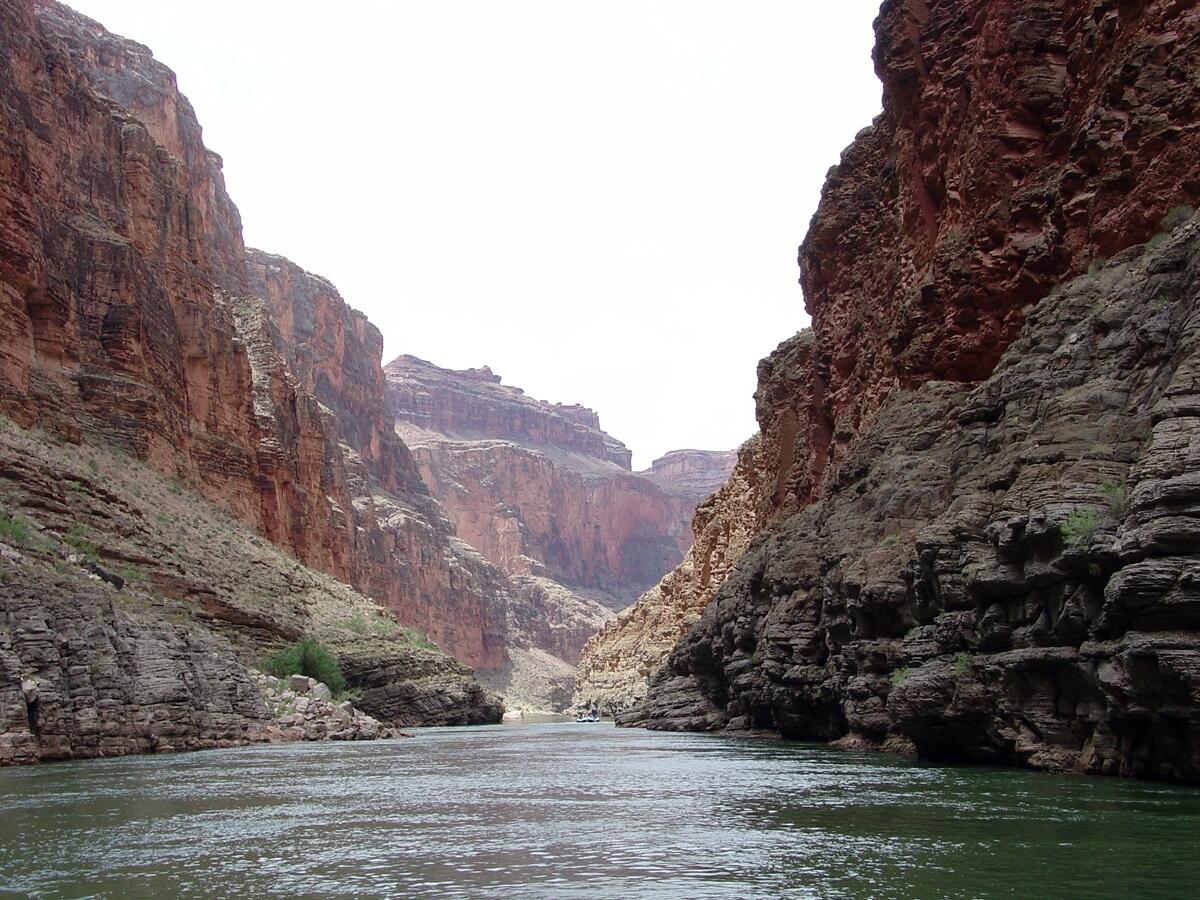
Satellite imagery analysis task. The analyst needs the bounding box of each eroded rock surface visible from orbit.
[0,0,511,709]
[618,0,1200,784]
[574,439,761,712]
[388,355,700,610]
[637,450,738,503]
[239,256,511,669]
[386,357,740,711]
[0,419,501,764]
[780,0,1200,512]
[0,0,512,759]
[628,222,1200,783]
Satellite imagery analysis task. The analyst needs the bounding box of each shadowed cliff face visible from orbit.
[782,0,1200,511]
[607,0,1200,782]
[0,0,510,753]
[629,220,1200,783]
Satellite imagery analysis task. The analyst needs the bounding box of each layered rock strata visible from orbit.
[627,222,1200,783]
[637,450,739,503]
[575,439,761,712]
[0,0,511,676]
[255,673,406,743]
[0,0,506,763]
[622,0,1200,783]
[0,420,500,764]
[387,355,702,609]
[388,355,632,467]
[239,255,510,669]
[387,357,740,711]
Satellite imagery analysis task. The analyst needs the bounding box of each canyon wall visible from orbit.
[574,438,762,712]
[0,0,513,671]
[241,254,510,669]
[387,355,731,610]
[0,0,506,763]
[607,0,1200,782]
[637,449,740,503]
[387,355,735,710]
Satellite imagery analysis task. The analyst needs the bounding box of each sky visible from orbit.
[70,1,883,469]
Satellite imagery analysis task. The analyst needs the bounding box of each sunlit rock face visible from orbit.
[610,0,1200,782]
[637,450,739,504]
[386,355,730,612]
[574,439,762,713]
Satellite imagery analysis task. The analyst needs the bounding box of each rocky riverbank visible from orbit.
[255,673,405,743]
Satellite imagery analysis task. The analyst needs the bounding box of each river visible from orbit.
[1,722,1197,898]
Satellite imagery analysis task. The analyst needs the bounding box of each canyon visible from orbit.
[585,0,1200,783]
[0,0,518,760]
[387,355,733,611]
[0,0,735,761]
[1,0,1198,787]
[386,354,734,709]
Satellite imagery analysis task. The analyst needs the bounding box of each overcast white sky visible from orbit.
[70,1,882,468]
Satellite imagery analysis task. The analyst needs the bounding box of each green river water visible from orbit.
[0,722,1197,898]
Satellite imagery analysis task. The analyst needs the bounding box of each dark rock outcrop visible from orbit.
[626,0,1200,784]
[0,417,501,763]
[627,216,1200,783]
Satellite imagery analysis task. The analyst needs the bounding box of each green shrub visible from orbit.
[1100,480,1126,516]
[1161,205,1195,232]
[1060,508,1098,546]
[401,627,439,651]
[954,653,973,677]
[118,564,147,586]
[63,525,100,562]
[1086,256,1107,275]
[263,639,346,697]
[337,613,400,638]
[0,511,30,545]
[890,666,910,686]
[339,614,369,635]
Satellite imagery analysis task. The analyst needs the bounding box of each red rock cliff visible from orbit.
[0,0,509,670]
[387,355,701,608]
[778,0,1200,511]
[388,355,633,468]
[614,0,1200,783]
[637,450,738,503]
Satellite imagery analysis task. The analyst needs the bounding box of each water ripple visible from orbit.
[1,723,1198,898]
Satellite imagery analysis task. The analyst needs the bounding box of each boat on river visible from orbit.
[575,712,600,723]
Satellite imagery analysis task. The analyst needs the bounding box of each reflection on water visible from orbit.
[1,722,1198,898]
